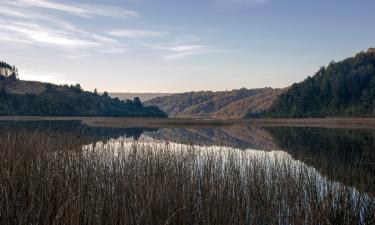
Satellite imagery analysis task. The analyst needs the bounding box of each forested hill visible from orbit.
[145,88,284,118]
[265,48,375,118]
[0,66,167,117]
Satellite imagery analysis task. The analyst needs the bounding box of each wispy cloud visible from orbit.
[149,44,212,60]
[10,0,138,18]
[0,0,230,61]
[0,21,100,48]
[153,45,208,52]
[0,1,129,55]
[108,29,169,38]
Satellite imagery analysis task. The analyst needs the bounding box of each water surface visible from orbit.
[0,120,373,195]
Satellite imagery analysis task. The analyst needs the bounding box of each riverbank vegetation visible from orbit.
[1,131,374,225]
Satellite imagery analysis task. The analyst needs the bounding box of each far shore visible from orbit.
[1,116,375,129]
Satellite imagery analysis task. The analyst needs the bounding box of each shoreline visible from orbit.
[1,116,375,129]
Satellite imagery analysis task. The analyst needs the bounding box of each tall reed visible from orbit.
[0,132,374,225]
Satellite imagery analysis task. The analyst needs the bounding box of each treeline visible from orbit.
[0,81,167,117]
[0,61,12,70]
[266,49,375,117]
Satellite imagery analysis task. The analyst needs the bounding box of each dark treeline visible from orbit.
[0,79,167,117]
[266,49,375,117]
[0,61,12,70]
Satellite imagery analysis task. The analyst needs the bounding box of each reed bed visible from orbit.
[0,132,374,225]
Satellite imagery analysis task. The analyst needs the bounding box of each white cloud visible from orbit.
[19,69,76,85]
[108,29,169,38]
[149,44,211,60]
[12,0,138,18]
[0,1,127,55]
[153,45,207,52]
[0,0,229,61]
[0,21,100,48]
[169,45,207,52]
[149,44,236,60]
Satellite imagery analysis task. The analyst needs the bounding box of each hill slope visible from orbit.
[145,88,283,118]
[266,49,375,118]
[0,67,167,117]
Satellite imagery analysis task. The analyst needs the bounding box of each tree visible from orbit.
[133,97,143,107]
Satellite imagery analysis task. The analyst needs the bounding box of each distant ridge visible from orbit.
[109,93,171,102]
[0,61,167,117]
[145,88,284,118]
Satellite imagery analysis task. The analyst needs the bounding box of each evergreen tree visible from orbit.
[266,49,375,117]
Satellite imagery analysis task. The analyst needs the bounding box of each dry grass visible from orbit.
[0,132,374,225]
[2,117,375,129]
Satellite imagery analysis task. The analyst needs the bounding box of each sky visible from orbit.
[0,0,374,93]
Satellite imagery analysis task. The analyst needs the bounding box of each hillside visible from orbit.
[266,48,375,118]
[0,64,167,117]
[145,88,283,118]
[109,93,171,102]
[213,88,284,118]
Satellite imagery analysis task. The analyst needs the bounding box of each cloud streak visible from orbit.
[149,44,212,60]
[0,0,229,61]
[0,1,129,55]
[108,29,169,38]
[11,0,138,18]
[0,21,100,48]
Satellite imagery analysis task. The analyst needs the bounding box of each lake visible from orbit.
[0,119,374,224]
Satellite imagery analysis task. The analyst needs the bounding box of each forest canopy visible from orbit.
[265,49,375,118]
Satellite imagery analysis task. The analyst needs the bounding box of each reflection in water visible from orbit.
[1,120,375,224]
[3,126,373,225]
[265,127,375,195]
[143,126,375,195]
[0,121,374,196]
[143,126,279,150]
[0,120,158,144]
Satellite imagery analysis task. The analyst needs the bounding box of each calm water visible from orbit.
[1,120,374,195]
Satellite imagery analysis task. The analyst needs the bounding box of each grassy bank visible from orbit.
[2,116,375,129]
[0,132,374,225]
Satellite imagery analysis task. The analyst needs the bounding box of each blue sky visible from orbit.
[0,0,374,92]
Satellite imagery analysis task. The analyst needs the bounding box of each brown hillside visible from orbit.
[5,80,47,95]
[213,88,285,119]
[145,88,285,118]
